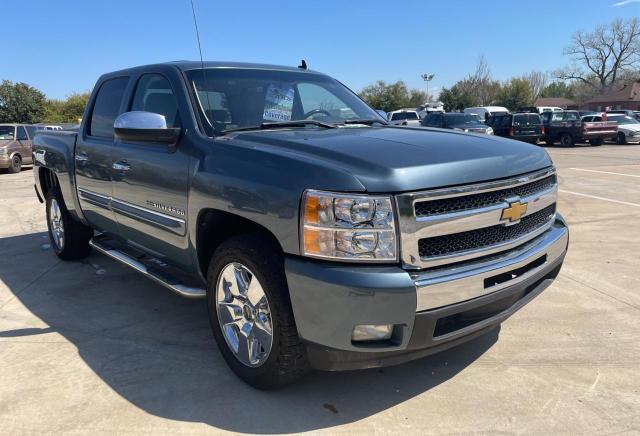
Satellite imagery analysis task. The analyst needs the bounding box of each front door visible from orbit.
[15,126,33,164]
[110,73,190,264]
[75,77,129,233]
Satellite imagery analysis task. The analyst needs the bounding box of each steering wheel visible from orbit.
[303,109,332,119]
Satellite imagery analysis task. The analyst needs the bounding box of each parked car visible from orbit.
[536,106,564,113]
[606,109,637,118]
[416,102,444,118]
[605,114,640,144]
[387,109,421,126]
[463,106,509,121]
[578,110,598,118]
[540,110,617,146]
[32,61,568,389]
[421,112,493,134]
[0,123,36,173]
[486,112,544,143]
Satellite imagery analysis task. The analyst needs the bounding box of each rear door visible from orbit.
[110,73,190,260]
[75,77,129,233]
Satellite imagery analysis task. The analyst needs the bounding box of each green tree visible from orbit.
[44,92,90,123]
[495,78,533,111]
[359,80,426,112]
[539,82,574,99]
[0,80,46,123]
[439,84,478,112]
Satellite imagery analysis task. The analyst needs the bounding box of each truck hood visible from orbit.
[229,126,552,192]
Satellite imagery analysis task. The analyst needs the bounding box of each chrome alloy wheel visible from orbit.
[216,262,273,367]
[49,198,65,250]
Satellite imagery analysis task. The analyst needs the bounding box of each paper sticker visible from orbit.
[263,84,295,122]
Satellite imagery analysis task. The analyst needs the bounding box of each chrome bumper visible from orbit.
[412,215,568,311]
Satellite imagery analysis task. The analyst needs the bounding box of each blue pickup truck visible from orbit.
[32,61,569,389]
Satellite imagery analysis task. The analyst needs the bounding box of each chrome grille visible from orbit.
[415,174,556,217]
[418,204,556,257]
[395,167,558,269]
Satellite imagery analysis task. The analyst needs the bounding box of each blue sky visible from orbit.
[3,0,639,99]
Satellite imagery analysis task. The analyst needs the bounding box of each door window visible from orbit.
[564,112,579,121]
[16,126,29,140]
[131,74,180,128]
[89,77,129,138]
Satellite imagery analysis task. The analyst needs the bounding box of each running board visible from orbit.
[89,237,206,299]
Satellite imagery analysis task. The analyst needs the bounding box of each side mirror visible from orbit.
[114,111,181,146]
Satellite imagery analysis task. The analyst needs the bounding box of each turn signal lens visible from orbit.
[301,191,397,262]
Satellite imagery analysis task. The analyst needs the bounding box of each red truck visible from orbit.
[540,110,617,146]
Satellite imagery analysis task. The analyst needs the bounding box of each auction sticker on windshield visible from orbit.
[263,84,295,121]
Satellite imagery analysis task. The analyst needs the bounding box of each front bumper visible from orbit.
[0,155,11,168]
[285,214,568,371]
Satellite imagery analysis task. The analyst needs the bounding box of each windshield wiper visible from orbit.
[220,120,336,135]
[340,119,388,126]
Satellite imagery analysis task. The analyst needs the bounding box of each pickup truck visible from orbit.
[540,110,617,146]
[33,61,569,389]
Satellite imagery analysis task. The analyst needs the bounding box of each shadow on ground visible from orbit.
[0,232,499,434]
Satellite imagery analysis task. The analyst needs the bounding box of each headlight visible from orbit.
[486,127,494,135]
[301,190,397,262]
[0,148,7,156]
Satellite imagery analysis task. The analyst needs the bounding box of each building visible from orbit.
[533,97,578,109]
[586,82,640,112]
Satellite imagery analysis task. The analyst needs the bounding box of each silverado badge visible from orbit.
[501,201,528,223]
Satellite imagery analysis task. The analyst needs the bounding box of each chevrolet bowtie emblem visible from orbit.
[501,201,528,223]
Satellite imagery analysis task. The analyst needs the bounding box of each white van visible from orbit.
[536,106,564,113]
[463,106,509,121]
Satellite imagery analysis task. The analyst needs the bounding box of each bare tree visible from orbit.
[556,18,640,91]
[457,56,501,106]
[523,71,548,101]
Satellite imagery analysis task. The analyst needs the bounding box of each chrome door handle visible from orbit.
[112,161,131,171]
[75,153,89,162]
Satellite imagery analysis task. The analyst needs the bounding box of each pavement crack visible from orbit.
[0,260,61,310]
[563,273,640,311]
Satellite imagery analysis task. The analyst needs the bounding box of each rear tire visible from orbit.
[589,138,603,146]
[560,133,574,147]
[617,132,627,145]
[45,189,93,260]
[206,233,309,389]
[7,155,21,173]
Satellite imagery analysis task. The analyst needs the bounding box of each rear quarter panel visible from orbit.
[32,131,86,222]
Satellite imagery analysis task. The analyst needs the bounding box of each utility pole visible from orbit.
[421,73,435,103]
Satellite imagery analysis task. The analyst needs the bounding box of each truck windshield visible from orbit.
[0,126,15,140]
[186,68,384,135]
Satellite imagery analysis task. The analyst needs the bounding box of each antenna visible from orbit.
[190,0,205,70]
[189,0,213,130]
[298,59,308,70]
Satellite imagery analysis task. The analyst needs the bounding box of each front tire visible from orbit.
[206,234,309,389]
[617,132,627,145]
[45,189,93,260]
[7,155,21,173]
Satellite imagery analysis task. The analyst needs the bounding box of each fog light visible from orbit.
[352,324,393,342]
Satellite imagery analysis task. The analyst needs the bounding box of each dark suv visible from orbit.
[421,113,492,134]
[486,113,544,144]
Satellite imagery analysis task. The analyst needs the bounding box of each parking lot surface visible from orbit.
[1,144,639,435]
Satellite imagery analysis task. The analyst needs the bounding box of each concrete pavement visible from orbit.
[0,144,639,435]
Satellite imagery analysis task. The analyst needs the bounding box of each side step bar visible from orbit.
[89,238,206,299]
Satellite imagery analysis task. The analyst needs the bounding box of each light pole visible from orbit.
[421,73,435,103]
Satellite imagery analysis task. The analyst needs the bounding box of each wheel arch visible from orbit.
[195,208,285,278]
